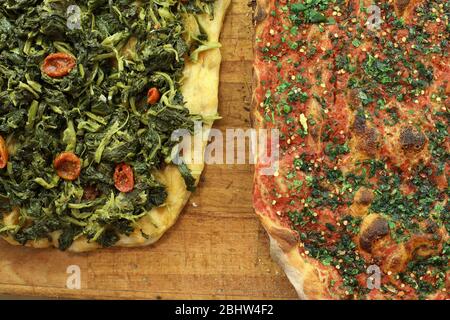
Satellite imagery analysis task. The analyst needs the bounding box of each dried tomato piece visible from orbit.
[54,152,81,181]
[113,163,134,193]
[0,135,8,169]
[147,87,161,105]
[42,53,76,78]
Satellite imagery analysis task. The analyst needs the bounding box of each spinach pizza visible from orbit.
[0,0,230,252]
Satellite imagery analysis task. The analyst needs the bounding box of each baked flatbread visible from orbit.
[0,0,230,252]
[253,0,449,299]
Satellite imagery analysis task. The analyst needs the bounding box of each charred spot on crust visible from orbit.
[424,219,439,233]
[348,89,361,107]
[355,187,374,205]
[254,5,267,24]
[352,114,379,155]
[352,115,380,154]
[399,126,426,152]
[353,115,367,135]
[360,217,389,252]
[362,127,379,152]
[395,0,410,15]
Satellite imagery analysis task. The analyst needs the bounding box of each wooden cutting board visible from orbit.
[0,1,298,300]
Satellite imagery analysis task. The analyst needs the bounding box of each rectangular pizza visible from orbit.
[253,0,449,299]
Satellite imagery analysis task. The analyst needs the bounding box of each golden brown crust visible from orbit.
[394,0,425,19]
[252,0,334,300]
[258,214,333,299]
[1,0,231,252]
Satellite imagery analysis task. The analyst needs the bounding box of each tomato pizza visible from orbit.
[253,0,449,299]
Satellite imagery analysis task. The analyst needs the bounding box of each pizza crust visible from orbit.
[255,190,334,299]
[1,0,231,252]
[252,0,335,300]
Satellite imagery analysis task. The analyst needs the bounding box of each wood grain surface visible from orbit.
[0,1,298,300]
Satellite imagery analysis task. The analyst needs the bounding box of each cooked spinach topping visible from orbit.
[0,0,215,249]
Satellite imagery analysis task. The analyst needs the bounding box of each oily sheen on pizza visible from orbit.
[0,0,230,252]
[253,0,449,299]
